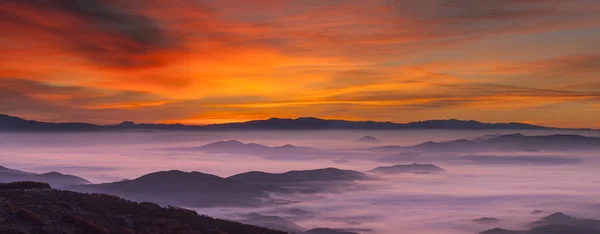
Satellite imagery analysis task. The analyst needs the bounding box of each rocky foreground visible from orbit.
[0,182,285,234]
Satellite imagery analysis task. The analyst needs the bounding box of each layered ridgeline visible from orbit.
[0,166,90,188]
[1,114,567,131]
[67,168,371,208]
[365,133,600,153]
[368,163,445,174]
[0,182,285,234]
[480,212,600,234]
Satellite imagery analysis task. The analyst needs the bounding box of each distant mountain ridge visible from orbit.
[1,113,576,131]
[67,170,288,208]
[0,166,90,188]
[366,133,600,152]
[229,168,369,185]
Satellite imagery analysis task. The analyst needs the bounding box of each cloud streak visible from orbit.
[0,0,599,127]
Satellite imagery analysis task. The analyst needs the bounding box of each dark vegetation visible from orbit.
[0,181,51,190]
[0,183,286,234]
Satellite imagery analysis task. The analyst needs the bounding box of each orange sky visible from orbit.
[1,0,600,127]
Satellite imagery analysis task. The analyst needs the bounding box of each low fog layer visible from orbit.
[2,130,600,233]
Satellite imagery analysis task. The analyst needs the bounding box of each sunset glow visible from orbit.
[1,0,600,127]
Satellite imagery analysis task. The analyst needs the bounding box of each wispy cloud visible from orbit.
[0,0,599,127]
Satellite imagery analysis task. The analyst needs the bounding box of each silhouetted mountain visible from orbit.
[1,114,568,131]
[460,155,582,165]
[238,213,306,233]
[473,217,500,223]
[68,170,288,208]
[0,114,100,131]
[480,212,600,234]
[184,140,321,156]
[174,140,344,160]
[204,118,552,130]
[357,136,380,143]
[367,133,600,152]
[0,166,90,188]
[0,183,285,234]
[368,163,444,174]
[229,168,369,185]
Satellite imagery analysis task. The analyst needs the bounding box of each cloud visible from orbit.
[1,0,600,127]
[0,0,183,68]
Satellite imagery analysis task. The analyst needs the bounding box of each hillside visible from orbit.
[229,168,369,185]
[68,170,287,208]
[366,133,600,153]
[480,212,600,234]
[0,166,90,188]
[0,182,285,234]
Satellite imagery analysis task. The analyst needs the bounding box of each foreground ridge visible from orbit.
[0,182,285,234]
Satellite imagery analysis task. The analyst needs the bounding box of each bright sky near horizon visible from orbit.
[1,0,599,127]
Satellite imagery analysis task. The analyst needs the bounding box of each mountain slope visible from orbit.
[68,170,287,208]
[0,183,285,234]
[0,114,100,131]
[479,212,600,234]
[0,166,90,188]
[229,168,369,185]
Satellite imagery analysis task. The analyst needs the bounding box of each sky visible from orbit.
[1,0,600,127]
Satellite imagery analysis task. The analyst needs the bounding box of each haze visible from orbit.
[3,130,600,234]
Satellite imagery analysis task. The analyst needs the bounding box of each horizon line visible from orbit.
[3,113,596,130]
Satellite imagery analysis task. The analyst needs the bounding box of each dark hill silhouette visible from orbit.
[368,163,445,174]
[459,155,582,165]
[0,114,100,131]
[68,170,288,208]
[229,168,369,185]
[357,136,380,143]
[1,113,568,131]
[0,184,285,234]
[0,166,90,188]
[480,212,600,234]
[366,133,600,153]
[473,217,500,223]
[176,140,338,159]
[203,117,552,130]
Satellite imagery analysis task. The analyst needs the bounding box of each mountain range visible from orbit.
[66,167,369,208]
[67,170,287,208]
[1,113,575,131]
[366,133,600,152]
[480,212,600,234]
[0,166,90,188]
[368,163,445,174]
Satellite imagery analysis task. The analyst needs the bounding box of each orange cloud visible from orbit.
[1,0,600,127]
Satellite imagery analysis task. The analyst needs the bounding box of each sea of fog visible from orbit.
[2,130,600,234]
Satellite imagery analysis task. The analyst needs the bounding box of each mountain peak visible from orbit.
[543,212,575,222]
[118,121,136,126]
